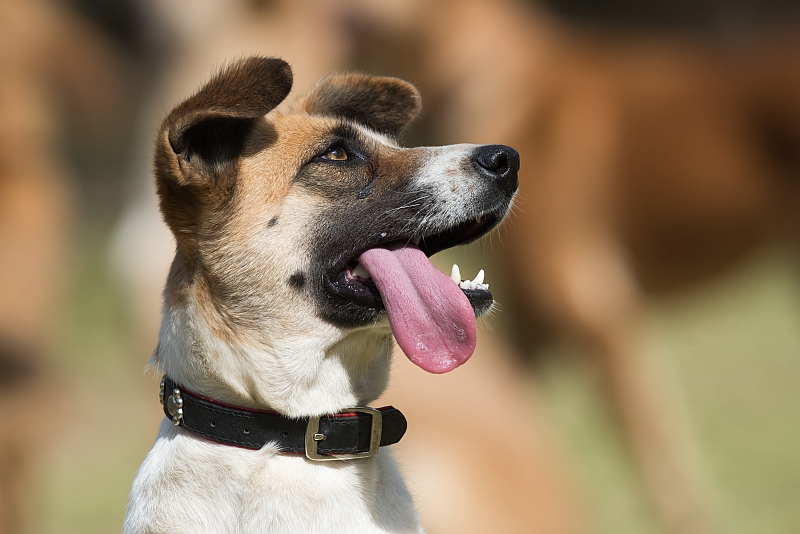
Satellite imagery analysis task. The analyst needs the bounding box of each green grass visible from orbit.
[537,246,800,534]
[662,248,800,534]
[27,226,161,534]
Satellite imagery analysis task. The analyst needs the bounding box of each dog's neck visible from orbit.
[150,282,394,419]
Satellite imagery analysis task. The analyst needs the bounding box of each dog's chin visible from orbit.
[462,288,494,317]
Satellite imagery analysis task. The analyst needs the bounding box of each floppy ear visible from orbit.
[297,74,421,137]
[156,56,293,190]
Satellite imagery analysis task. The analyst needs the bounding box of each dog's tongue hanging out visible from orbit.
[357,244,477,373]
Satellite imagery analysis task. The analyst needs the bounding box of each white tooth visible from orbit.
[474,269,484,285]
[412,237,421,246]
[352,263,369,279]
[450,264,461,284]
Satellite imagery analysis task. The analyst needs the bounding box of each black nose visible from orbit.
[472,144,519,195]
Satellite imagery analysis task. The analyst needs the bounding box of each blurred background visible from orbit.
[0,0,798,532]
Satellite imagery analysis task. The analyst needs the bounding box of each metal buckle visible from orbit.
[305,407,382,461]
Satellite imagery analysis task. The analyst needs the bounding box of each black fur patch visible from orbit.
[288,272,306,289]
[268,216,279,227]
[305,183,439,328]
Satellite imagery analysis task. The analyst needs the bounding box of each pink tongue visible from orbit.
[357,244,476,373]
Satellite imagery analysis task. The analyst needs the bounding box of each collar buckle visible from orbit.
[304,407,383,461]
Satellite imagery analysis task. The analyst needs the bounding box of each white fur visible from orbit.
[125,422,420,533]
[124,294,422,533]
[409,144,489,228]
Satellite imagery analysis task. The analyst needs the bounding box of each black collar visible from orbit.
[159,376,407,461]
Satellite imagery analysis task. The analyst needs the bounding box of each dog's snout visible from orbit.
[472,144,519,194]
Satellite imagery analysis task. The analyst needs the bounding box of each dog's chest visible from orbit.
[127,425,422,533]
[239,453,416,532]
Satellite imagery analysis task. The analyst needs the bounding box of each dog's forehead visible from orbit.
[260,112,399,157]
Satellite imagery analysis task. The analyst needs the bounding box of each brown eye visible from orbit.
[323,146,348,161]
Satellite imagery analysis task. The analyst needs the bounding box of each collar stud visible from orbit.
[166,388,184,425]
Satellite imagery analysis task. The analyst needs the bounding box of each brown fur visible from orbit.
[155,58,293,250]
[297,73,422,137]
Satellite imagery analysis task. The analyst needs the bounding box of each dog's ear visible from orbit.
[297,74,421,137]
[156,57,293,189]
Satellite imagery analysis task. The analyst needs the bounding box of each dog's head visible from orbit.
[155,57,517,379]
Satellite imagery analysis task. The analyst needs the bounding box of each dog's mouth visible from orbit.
[326,213,499,374]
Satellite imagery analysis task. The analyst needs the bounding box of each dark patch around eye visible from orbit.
[288,272,306,289]
[295,143,372,199]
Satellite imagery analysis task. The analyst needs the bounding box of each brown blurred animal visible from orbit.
[498,29,800,534]
[345,0,800,533]
[0,0,126,530]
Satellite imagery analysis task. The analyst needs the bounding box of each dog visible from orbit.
[123,56,518,533]
[112,3,578,531]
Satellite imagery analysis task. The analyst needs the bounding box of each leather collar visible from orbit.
[159,376,407,460]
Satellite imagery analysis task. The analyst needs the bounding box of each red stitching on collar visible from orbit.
[176,381,392,418]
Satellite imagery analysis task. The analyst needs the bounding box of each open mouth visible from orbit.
[326,212,499,312]
[325,212,500,374]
